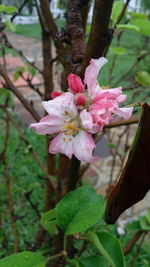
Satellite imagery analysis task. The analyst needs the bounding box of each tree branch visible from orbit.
[1,114,19,252]
[0,65,41,121]
[82,0,114,74]
[123,230,147,255]
[0,106,56,192]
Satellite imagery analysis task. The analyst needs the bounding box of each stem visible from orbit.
[45,252,65,264]
[87,231,115,267]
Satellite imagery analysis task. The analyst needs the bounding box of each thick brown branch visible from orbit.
[39,0,64,56]
[67,0,85,69]
[79,0,91,34]
[0,65,40,121]
[82,0,114,74]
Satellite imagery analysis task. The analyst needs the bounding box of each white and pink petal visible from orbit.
[73,130,99,163]
[49,132,74,159]
[30,115,63,135]
[84,57,108,95]
[114,107,133,120]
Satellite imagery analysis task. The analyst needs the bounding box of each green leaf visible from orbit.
[0,88,11,98]
[146,210,150,224]
[112,1,124,24]
[27,65,37,77]
[0,252,45,267]
[40,208,58,236]
[127,220,141,231]
[79,255,109,267]
[5,20,16,32]
[128,12,148,19]
[0,4,17,14]
[108,142,117,149]
[56,186,105,235]
[139,216,150,230]
[131,19,150,37]
[135,71,150,87]
[97,231,125,267]
[13,66,26,81]
[116,24,140,32]
[110,47,130,55]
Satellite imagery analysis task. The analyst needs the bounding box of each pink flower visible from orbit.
[30,57,133,163]
[83,58,133,130]
[68,73,83,94]
[30,92,97,162]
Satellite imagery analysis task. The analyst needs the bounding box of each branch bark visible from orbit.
[0,65,40,121]
[82,0,114,74]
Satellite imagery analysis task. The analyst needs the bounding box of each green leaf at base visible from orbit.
[56,186,105,235]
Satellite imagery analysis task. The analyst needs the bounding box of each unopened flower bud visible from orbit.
[76,93,86,106]
[68,73,83,94]
[51,91,62,99]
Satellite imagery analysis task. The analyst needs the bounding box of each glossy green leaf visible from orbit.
[56,186,105,235]
[117,24,140,32]
[0,4,17,14]
[135,71,150,87]
[110,47,130,55]
[131,19,150,37]
[97,231,125,267]
[112,1,124,24]
[0,252,45,267]
[40,208,58,235]
[79,255,109,267]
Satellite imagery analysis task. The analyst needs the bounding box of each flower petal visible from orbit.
[73,131,99,162]
[84,57,108,94]
[42,92,77,118]
[30,115,63,135]
[114,107,133,120]
[49,132,74,159]
[80,109,93,130]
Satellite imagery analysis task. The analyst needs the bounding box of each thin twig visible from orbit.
[2,32,43,75]
[130,231,148,267]
[0,64,40,121]
[0,106,56,192]
[1,113,19,252]
[123,230,147,255]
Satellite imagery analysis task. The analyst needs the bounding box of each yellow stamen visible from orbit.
[102,85,109,90]
[63,122,78,133]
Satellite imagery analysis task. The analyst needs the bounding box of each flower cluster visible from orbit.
[30,57,133,163]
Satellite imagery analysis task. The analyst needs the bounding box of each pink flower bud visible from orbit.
[68,73,83,94]
[76,94,86,106]
[51,91,62,99]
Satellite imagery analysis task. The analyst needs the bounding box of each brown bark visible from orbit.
[82,0,114,74]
